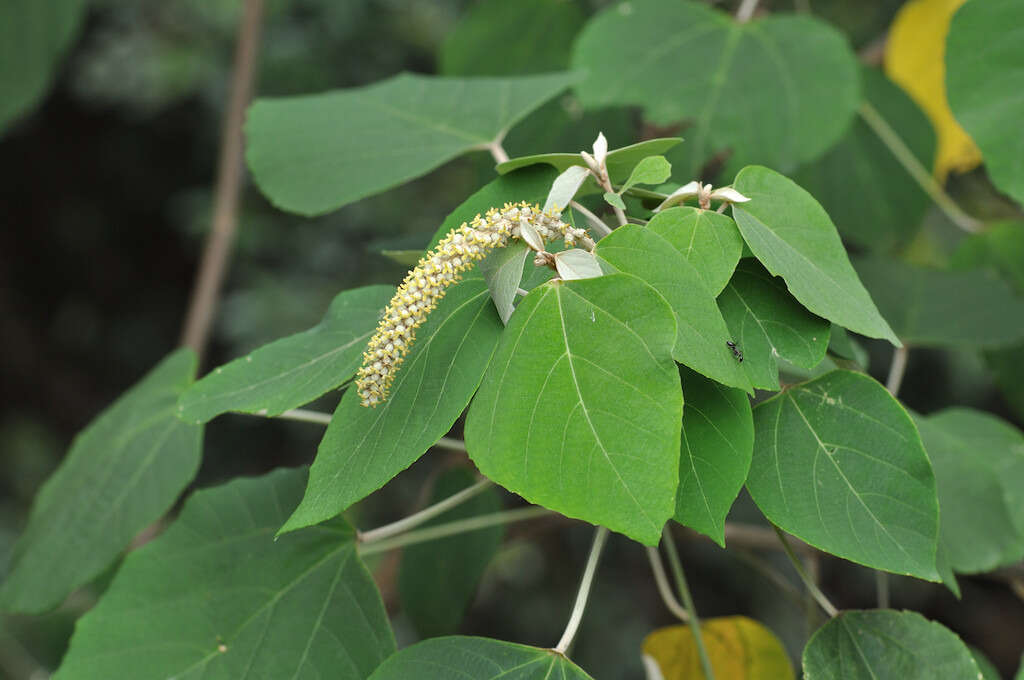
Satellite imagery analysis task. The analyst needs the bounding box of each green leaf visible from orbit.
[986,345,1024,423]
[178,285,396,423]
[595,224,752,392]
[281,278,502,535]
[802,610,980,680]
[747,370,939,579]
[718,259,831,391]
[571,0,860,177]
[853,256,1024,348]
[648,207,744,296]
[946,0,1024,207]
[280,169,556,535]
[620,155,672,193]
[479,244,530,325]
[246,72,579,216]
[827,325,868,369]
[0,349,201,614]
[0,0,86,133]
[951,220,1024,292]
[603,191,626,210]
[398,468,503,638]
[545,164,591,212]
[380,249,423,266]
[497,137,682,180]
[439,0,584,77]
[793,67,936,252]
[465,275,683,545]
[732,166,899,344]
[675,367,753,547]
[554,248,603,281]
[915,409,1024,573]
[368,636,593,680]
[53,468,395,680]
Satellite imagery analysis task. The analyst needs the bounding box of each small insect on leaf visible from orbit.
[727,340,743,363]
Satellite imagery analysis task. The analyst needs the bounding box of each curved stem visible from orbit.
[662,528,715,680]
[555,526,609,654]
[646,546,690,622]
[735,0,761,22]
[359,478,494,544]
[486,139,510,164]
[275,408,332,425]
[570,200,613,237]
[885,345,909,396]
[358,506,551,557]
[858,101,983,234]
[772,525,839,617]
[180,0,266,361]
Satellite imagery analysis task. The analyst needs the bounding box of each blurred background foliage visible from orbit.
[1,0,1022,678]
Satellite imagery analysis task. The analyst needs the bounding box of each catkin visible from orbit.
[355,201,587,407]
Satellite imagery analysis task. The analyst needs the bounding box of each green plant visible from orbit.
[4,0,1024,678]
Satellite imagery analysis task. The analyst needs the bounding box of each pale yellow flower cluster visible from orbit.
[356,201,586,407]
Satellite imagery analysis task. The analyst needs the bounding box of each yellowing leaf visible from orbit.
[884,0,982,181]
[641,616,794,680]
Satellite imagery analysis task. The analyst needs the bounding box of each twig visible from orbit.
[735,0,761,22]
[646,546,690,622]
[485,139,510,164]
[772,525,839,617]
[359,478,494,544]
[662,528,715,679]
[570,200,613,237]
[858,101,983,234]
[358,506,551,556]
[180,0,266,361]
[555,526,609,654]
[885,345,909,397]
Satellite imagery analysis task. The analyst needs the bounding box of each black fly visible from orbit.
[726,340,743,363]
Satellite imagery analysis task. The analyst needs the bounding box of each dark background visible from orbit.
[1,1,1022,677]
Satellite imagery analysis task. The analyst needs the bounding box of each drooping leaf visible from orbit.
[675,367,753,547]
[0,0,86,134]
[853,256,1024,348]
[178,285,396,423]
[545,164,591,212]
[439,0,584,76]
[642,617,794,680]
[647,207,744,296]
[279,170,566,535]
[884,0,981,181]
[479,243,530,325]
[717,259,831,391]
[746,370,940,579]
[367,637,593,680]
[281,277,501,535]
[246,72,578,216]
[398,468,504,638]
[946,0,1024,206]
[53,468,395,680]
[554,248,603,281]
[496,137,682,181]
[1,349,202,614]
[915,409,1024,573]
[802,610,980,680]
[571,0,860,178]
[466,275,682,545]
[732,166,899,344]
[595,224,752,392]
[793,67,936,251]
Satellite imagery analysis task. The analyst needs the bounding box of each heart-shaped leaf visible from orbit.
[466,275,682,545]
[747,370,940,580]
[648,207,744,296]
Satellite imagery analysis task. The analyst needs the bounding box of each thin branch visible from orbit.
[735,0,761,22]
[258,409,468,451]
[663,528,715,680]
[772,525,839,618]
[358,506,551,557]
[180,0,266,361]
[875,570,891,609]
[359,478,494,544]
[570,200,613,237]
[858,101,983,234]
[555,526,609,654]
[646,546,690,622]
[885,345,909,397]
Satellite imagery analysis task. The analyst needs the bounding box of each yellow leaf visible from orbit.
[884,0,982,181]
[641,616,794,680]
